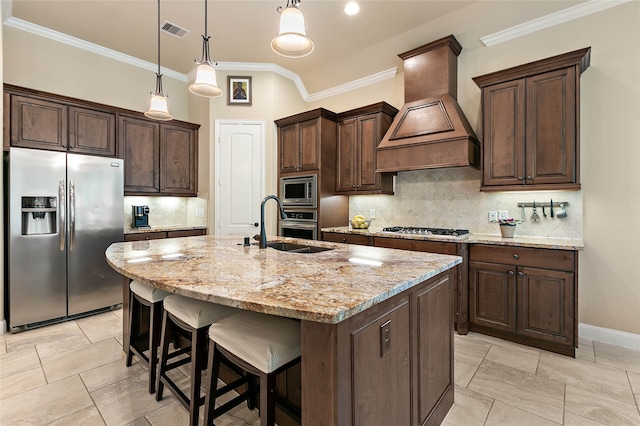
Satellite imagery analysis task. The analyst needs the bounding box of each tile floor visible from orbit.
[0,309,639,426]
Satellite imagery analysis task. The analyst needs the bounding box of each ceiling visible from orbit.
[6,0,589,93]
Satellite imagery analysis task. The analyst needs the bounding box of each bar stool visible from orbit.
[204,311,302,426]
[126,280,171,394]
[155,294,238,426]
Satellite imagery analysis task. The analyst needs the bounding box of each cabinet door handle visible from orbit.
[509,270,514,276]
[527,175,533,180]
[517,176,524,181]
[518,271,524,276]
[341,238,346,243]
[513,254,519,259]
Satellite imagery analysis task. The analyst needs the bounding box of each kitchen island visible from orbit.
[106,235,462,426]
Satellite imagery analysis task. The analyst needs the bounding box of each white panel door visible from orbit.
[216,121,264,235]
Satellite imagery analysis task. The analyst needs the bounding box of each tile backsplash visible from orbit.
[350,168,582,239]
[124,195,207,229]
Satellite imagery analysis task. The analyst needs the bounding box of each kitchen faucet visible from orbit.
[259,195,287,249]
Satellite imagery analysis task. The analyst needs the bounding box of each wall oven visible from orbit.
[280,174,317,208]
[278,210,317,240]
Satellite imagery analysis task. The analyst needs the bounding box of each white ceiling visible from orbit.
[6,0,593,93]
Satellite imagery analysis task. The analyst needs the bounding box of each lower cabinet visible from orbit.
[301,270,454,426]
[124,228,206,242]
[373,237,468,334]
[469,244,577,356]
[322,231,372,245]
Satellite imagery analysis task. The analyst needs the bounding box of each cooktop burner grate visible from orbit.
[382,226,469,236]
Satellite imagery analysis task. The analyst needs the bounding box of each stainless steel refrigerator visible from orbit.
[5,147,124,332]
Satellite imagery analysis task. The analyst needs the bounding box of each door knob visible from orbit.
[254,222,259,227]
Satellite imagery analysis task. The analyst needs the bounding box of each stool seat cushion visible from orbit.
[130,280,171,303]
[163,295,238,329]
[209,311,301,374]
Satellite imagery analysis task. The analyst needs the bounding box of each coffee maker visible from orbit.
[131,205,150,228]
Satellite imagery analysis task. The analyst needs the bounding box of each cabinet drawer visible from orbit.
[470,244,574,271]
[322,232,371,246]
[373,237,457,255]
[124,232,167,242]
[167,229,205,238]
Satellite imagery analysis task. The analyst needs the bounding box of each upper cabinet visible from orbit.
[336,102,398,195]
[10,95,69,152]
[473,48,590,191]
[68,105,116,156]
[119,115,198,196]
[6,87,116,157]
[275,108,337,175]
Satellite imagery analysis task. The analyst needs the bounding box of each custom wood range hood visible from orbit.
[376,35,480,173]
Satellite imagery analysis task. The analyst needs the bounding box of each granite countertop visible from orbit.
[105,235,461,324]
[322,226,584,250]
[124,225,207,234]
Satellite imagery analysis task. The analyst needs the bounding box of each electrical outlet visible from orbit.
[498,210,509,220]
[488,211,498,222]
[380,320,391,357]
[196,208,205,218]
[369,209,376,219]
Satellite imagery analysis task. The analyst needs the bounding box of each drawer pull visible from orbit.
[513,254,519,259]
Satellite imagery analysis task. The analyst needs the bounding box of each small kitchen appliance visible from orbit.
[280,174,317,208]
[132,205,150,228]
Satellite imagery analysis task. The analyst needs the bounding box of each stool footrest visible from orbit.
[212,381,258,419]
[165,355,191,371]
[215,374,252,396]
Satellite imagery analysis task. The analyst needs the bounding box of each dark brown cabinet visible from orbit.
[124,228,206,242]
[473,47,590,191]
[275,108,337,175]
[119,115,198,196]
[10,95,68,151]
[69,105,116,156]
[336,102,397,194]
[322,231,372,246]
[469,244,577,356]
[7,90,117,157]
[302,270,453,426]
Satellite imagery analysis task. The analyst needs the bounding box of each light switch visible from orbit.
[498,210,509,220]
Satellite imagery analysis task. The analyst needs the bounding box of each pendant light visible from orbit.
[189,0,223,98]
[271,0,314,58]
[145,0,173,121]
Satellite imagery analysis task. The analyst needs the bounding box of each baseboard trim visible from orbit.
[579,323,640,351]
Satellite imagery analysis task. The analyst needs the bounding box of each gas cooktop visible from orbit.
[382,226,470,237]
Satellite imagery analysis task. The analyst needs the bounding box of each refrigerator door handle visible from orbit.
[69,180,75,251]
[59,180,66,251]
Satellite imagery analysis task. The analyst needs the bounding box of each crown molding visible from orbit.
[480,0,632,47]
[4,15,398,102]
[4,16,188,82]
[306,67,398,103]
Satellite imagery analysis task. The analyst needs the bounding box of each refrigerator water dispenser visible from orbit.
[21,196,57,235]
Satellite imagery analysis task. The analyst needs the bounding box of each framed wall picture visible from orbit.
[228,76,252,106]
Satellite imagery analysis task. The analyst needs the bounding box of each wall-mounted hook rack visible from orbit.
[517,201,569,208]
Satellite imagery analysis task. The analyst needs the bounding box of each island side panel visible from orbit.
[301,269,455,426]
[416,274,455,426]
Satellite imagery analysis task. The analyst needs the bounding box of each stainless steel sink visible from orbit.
[267,242,333,254]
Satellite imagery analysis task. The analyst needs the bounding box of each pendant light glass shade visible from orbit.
[271,2,314,58]
[145,80,173,121]
[189,0,223,98]
[145,0,173,121]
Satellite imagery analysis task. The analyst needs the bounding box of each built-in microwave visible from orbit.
[280,174,317,208]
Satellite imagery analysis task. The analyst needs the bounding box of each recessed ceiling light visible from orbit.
[344,2,360,15]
